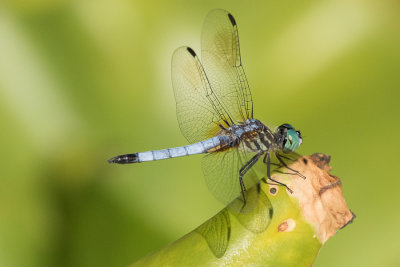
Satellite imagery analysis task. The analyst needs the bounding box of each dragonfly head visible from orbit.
[276,124,302,153]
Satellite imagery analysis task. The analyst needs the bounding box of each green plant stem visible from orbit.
[132,154,355,266]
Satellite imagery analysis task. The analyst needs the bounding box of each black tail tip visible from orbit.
[107,154,138,164]
[108,157,117,164]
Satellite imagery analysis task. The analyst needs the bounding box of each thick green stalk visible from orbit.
[132,154,354,266]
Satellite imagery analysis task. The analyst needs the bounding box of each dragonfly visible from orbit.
[108,9,303,212]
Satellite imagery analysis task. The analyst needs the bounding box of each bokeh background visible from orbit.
[0,0,399,266]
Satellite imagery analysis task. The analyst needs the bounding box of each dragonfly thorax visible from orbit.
[228,119,263,137]
[222,119,273,152]
[222,120,302,154]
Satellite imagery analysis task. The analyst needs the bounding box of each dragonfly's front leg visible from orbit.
[238,152,263,206]
[275,152,306,179]
[263,152,294,194]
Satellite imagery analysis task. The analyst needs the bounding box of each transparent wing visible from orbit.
[195,187,272,258]
[201,145,259,211]
[195,209,230,258]
[171,46,234,144]
[228,185,273,233]
[202,145,272,233]
[201,9,253,123]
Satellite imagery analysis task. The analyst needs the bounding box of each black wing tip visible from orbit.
[227,13,236,26]
[186,47,196,57]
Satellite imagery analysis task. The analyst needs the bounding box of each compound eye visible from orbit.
[288,134,293,144]
[279,127,286,135]
[278,124,290,135]
[282,135,288,148]
[296,130,303,145]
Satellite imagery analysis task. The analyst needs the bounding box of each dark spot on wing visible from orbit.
[269,208,273,219]
[187,47,196,57]
[269,187,277,194]
[303,158,308,165]
[256,183,261,193]
[228,13,236,26]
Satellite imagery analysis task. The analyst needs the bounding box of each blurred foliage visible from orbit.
[0,0,399,266]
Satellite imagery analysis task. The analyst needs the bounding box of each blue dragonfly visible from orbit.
[108,9,303,212]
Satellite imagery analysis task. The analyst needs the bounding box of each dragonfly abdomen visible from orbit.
[108,136,231,164]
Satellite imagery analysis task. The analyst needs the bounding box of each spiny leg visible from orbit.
[238,152,263,209]
[269,162,283,167]
[278,154,297,162]
[274,170,299,175]
[263,152,294,194]
[275,152,306,179]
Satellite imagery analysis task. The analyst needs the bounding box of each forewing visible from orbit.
[172,46,233,144]
[201,9,253,123]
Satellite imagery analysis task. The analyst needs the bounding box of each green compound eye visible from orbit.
[283,128,302,153]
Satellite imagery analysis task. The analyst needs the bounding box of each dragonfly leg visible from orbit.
[238,152,263,206]
[273,170,299,175]
[275,152,306,179]
[269,162,283,167]
[263,152,294,194]
[278,154,297,162]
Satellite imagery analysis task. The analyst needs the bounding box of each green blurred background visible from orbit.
[0,0,399,266]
